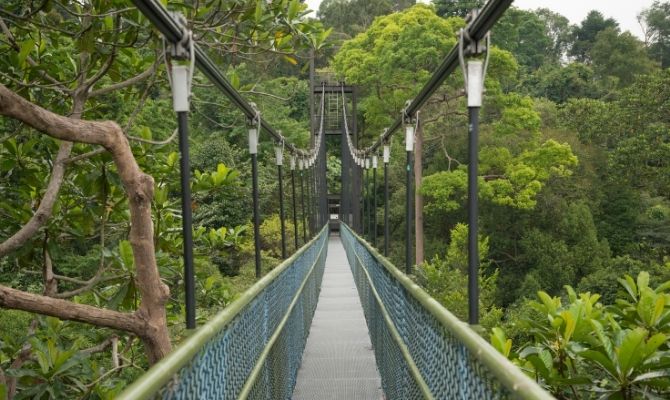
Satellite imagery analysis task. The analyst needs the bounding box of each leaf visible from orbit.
[18,39,35,68]
[229,70,240,90]
[118,240,134,270]
[561,311,577,342]
[490,327,512,358]
[580,349,618,379]
[108,282,130,311]
[254,0,263,23]
[591,319,616,363]
[283,55,298,65]
[618,276,638,302]
[140,126,152,140]
[618,328,648,376]
[637,271,650,291]
[632,370,670,383]
[537,291,557,314]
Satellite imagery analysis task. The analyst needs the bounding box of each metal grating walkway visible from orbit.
[292,235,383,399]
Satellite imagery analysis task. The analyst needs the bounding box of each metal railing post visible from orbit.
[275,144,287,259]
[249,124,262,279]
[405,123,414,274]
[383,143,390,256]
[291,156,299,251]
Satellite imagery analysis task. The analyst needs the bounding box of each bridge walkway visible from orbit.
[292,235,383,399]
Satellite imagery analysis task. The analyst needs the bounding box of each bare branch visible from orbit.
[0,285,142,332]
[89,60,159,98]
[0,141,72,257]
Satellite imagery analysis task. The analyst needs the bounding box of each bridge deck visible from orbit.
[292,235,383,399]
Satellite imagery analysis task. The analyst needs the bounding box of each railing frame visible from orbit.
[118,225,329,399]
[341,223,553,400]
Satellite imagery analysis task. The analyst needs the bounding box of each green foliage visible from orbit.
[259,214,297,259]
[333,4,462,133]
[493,273,670,399]
[640,1,670,68]
[417,224,502,329]
[569,10,619,62]
[590,28,655,88]
[318,0,415,38]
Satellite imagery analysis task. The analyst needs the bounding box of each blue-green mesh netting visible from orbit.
[156,230,328,400]
[341,226,512,400]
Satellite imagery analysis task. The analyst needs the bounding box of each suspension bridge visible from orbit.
[117,0,554,398]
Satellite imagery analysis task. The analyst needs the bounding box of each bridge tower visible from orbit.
[311,73,360,233]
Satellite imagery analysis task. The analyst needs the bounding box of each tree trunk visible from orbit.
[0,84,171,364]
[414,119,425,265]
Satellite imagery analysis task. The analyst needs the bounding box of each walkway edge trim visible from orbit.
[117,224,329,400]
[341,224,554,400]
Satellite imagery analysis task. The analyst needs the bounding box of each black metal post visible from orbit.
[291,167,299,251]
[373,163,377,247]
[177,112,196,329]
[306,167,313,237]
[251,152,261,279]
[468,106,480,325]
[405,149,413,274]
[384,159,389,256]
[300,169,307,243]
[362,166,367,237]
[278,164,287,259]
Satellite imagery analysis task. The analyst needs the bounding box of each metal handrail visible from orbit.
[117,224,329,399]
[341,223,554,400]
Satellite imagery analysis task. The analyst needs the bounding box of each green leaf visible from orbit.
[140,126,152,140]
[561,311,577,342]
[108,282,130,311]
[537,291,557,314]
[632,370,670,383]
[283,55,298,65]
[580,349,618,379]
[618,328,648,376]
[119,240,134,270]
[287,0,300,20]
[229,70,240,90]
[254,0,263,23]
[637,271,650,291]
[490,327,512,358]
[18,39,35,68]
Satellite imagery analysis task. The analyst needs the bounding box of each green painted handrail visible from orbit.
[117,224,329,400]
[341,224,554,400]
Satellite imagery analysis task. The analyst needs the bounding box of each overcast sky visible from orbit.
[304,0,655,38]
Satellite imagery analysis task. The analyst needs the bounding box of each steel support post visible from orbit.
[177,111,196,329]
[373,157,378,247]
[405,125,414,274]
[466,59,484,326]
[277,164,287,259]
[291,159,299,251]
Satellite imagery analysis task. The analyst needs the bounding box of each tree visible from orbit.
[641,1,670,68]
[569,10,619,62]
[433,0,484,18]
[318,0,415,38]
[589,27,656,88]
[492,8,554,70]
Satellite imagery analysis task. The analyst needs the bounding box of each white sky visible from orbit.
[304,0,655,38]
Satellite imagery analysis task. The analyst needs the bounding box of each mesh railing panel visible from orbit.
[119,227,328,400]
[340,224,552,400]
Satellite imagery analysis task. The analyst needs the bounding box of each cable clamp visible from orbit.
[164,12,194,113]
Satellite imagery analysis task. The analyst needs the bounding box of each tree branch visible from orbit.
[89,60,159,98]
[0,141,72,257]
[0,285,142,332]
